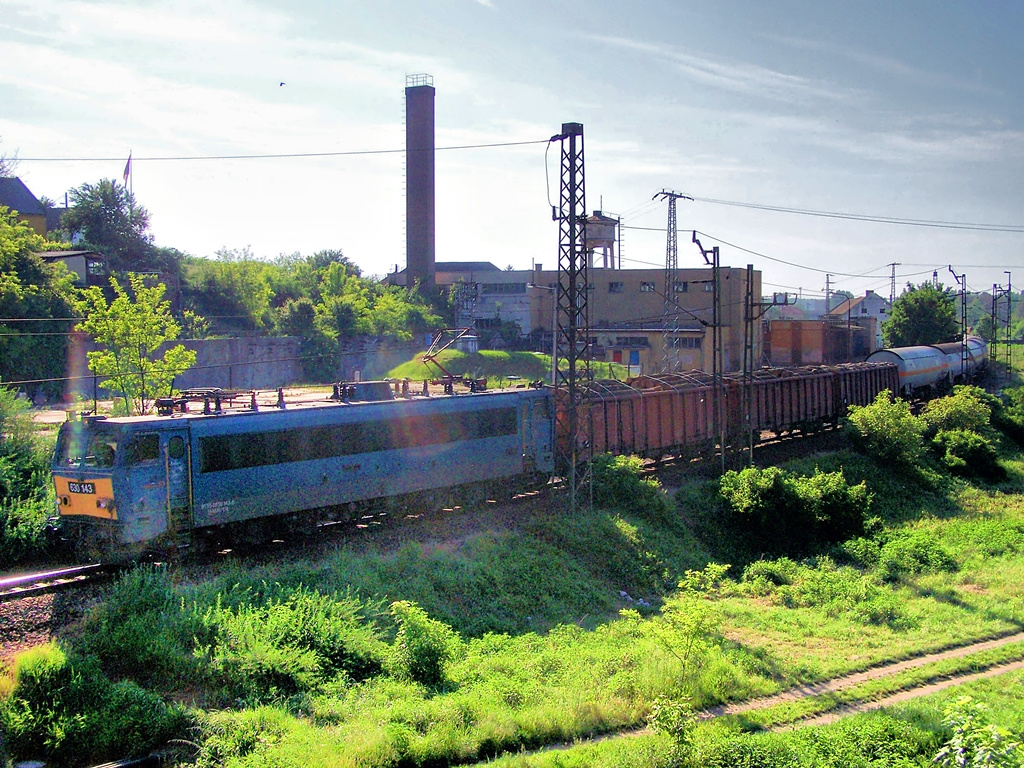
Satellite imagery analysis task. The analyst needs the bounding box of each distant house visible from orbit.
[826,290,891,348]
[0,177,47,235]
[39,250,108,288]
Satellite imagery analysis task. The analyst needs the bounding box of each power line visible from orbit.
[690,196,1024,233]
[19,138,550,163]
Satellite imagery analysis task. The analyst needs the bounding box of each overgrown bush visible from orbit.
[875,529,958,583]
[718,466,870,556]
[195,587,386,703]
[845,390,925,466]
[386,600,461,689]
[0,643,186,766]
[76,566,202,688]
[934,695,1021,768]
[741,556,909,628]
[931,429,1005,481]
[592,453,670,518]
[0,385,55,566]
[79,570,388,704]
[191,707,292,768]
[994,386,1024,445]
[919,385,995,438]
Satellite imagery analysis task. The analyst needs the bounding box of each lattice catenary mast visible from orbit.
[550,123,591,512]
[654,190,692,372]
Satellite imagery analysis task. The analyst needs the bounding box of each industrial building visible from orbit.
[392,75,763,375]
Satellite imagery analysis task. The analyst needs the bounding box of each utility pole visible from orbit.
[949,266,968,379]
[824,274,832,314]
[1006,271,1014,375]
[654,190,692,372]
[992,283,1000,352]
[744,287,793,463]
[693,233,724,473]
[888,262,901,306]
[550,122,590,512]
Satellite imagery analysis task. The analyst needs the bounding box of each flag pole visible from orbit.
[123,151,132,196]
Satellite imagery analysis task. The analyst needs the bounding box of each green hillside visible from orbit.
[387,349,629,386]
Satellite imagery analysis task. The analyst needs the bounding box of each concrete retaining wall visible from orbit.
[66,336,423,401]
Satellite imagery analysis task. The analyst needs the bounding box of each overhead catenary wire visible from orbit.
[19,139,551,163]
[689,196,1024,233]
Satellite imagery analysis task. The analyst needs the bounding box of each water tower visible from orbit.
[586,210,619,269]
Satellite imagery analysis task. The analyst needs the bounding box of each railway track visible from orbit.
[0,564,120,603]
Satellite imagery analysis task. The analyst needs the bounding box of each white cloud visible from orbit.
[582,33,862,105]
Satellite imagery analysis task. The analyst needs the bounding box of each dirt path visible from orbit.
[524,631,1024,761]
[701,630,1024,725]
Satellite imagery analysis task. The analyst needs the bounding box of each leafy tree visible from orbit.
[184,248,273,332]
[61,179,165,275]
[0,206,77,399]
[974,314,997,343]
[882,282,959,347]
[76,274,197,415]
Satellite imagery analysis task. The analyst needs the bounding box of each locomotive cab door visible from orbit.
[123,428,192,544]
[165,432,192,536]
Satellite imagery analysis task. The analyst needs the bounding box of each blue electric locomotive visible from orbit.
[53,385,554,560]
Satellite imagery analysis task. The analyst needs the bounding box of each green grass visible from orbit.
[386,349,628,387]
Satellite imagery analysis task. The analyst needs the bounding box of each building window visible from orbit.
[608,281,624,294]
[703,283,713,292]
[615,336,648,347]
[481,283,526,295]
[640,281,655,293]
[670,337,702,349]
[674,281,688,293]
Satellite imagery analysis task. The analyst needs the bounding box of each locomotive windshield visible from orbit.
[54,421,122,470]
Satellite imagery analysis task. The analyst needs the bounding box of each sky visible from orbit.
[2,0,1023,303]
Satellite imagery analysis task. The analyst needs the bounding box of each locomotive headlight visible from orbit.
[96,498,115,511]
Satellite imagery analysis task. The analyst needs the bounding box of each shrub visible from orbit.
[876,529,958,582]
[0,494,55,568]
[741,557,800,589]
[931,429,1005,481]
[718,467,869,556]
[196,587,386,702]
[192,707,292,768]
[591,453,670,518]
[934,695,1020,768]
[919,386,995,438]
[0,643,185,766]
[387,600,460,689]
[77,566,201,688]
[845,390,925,466]
[994,387,1024,444]
[0,386,55,567]
[789,469,870,543]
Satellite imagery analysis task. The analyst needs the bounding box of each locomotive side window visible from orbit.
[125,434,160,465]
[168,436,185,459]
[198,406,519,473]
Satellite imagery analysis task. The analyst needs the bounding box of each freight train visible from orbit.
[50,343,979,561]
[865,335,987,395]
